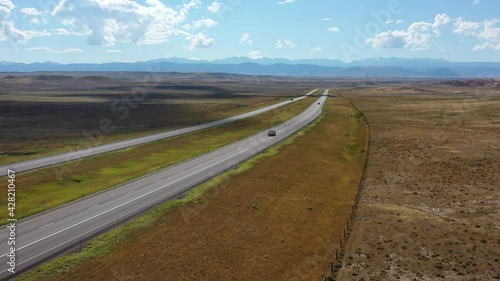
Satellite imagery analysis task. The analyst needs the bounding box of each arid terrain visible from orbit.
[4,76,499,281]
[17,95,368,281]
[337,80,499,280]
[0,73,336,164]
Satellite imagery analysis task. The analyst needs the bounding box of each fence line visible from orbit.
[323,96,371,281]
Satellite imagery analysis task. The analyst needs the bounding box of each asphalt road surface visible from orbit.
[0,89,318,177]
[0,90,329,280]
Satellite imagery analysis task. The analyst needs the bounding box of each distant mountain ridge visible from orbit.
[1,57,500,78]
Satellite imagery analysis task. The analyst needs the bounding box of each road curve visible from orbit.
[0,89,318,176]
[0,90,329,280]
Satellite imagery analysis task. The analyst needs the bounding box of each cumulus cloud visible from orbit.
[240,33,253,46]
[207,1,221,13]
[184,18,217,30]
[477,19,500,43]
[248,50,262,59]
[276,39,295,48]
[52,0,202,46]
[473,42,500,51]
[321,18,332,21]
[432,13,451,36]
[368,31,406,48]
[20,7,41,16]
[327,26,340,32]
[470,19,500,51]
[453,17,480,36]
[0,0,47,42]
[368,22,432,50]
[186,32,214,50]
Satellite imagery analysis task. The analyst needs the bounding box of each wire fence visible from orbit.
[322,96,371,281]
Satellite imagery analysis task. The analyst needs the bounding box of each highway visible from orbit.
[0,89,318,177]
[0,90,328,280]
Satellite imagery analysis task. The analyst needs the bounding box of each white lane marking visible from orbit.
[88,204,100,210]
[0,89,319,176]
[0,181,202,275]
[0,148,250,258]
[38,223,53,229]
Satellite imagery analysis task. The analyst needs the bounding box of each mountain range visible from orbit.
[1,57,500,78]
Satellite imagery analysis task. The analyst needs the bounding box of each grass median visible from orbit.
[0,95,316,222]
[0,96,294,165]
[16,95,369,281]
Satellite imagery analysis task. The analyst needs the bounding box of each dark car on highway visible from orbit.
[268,130,276,137]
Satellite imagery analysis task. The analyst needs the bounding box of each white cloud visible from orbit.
[26,47,56,52]
[453,18,480,36]
[106,49,123,53]
[311,47,321,51]
[63,48,83,53]
[276,39,295,48]
[207,1,221,13]
[26,47,83,53]
[277,0,295,4]
[184,18,217,30]
[367,31,407,49]
[368,22,432,50]
[405,22,432,50]
[20,7,41,16]
[386,19,403,24]
[432,13,451,36]
[52,0,202,46]
[452,18,500,51]
[186,32,214,50]
[472,0,480,5]
[321,18,332,21]
[248,50,262,59]
[473,42,500,51]
[0,0,48,43]
[240,33,253,46]
[327,26,340,32]
[477,19,500,43]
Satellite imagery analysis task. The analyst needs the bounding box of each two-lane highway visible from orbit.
[0,90,329,280]
[0,89,318,176]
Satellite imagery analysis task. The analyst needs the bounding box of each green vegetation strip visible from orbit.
[0,97,288,165]
[16,96,327,281]
[0,96,316,222]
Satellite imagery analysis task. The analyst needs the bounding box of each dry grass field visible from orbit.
[17,96,368,281]
[337,81,499,280]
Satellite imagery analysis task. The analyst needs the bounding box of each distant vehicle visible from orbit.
[268,130,276,137]
[318,102,321,105]
[290,98,294,101]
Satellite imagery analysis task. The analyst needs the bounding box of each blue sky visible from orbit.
[1,0,499,63]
